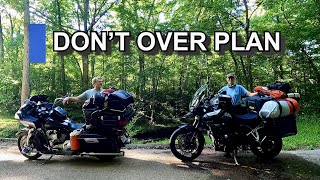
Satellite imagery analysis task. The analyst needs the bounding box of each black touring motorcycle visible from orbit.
[15,90,135,162]
[170,84,297,165]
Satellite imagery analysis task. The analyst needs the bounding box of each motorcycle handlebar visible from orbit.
[53,98,64,106]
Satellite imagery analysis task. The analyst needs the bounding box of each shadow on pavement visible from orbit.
[173,150,320,179]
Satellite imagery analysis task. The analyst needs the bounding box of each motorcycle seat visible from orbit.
[233,112,258,121]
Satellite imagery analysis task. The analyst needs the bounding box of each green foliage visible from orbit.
[0,117,19,138]
[283,115,320,150]
[0,0,319,128]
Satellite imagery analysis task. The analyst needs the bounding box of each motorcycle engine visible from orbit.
[46,130,67,146]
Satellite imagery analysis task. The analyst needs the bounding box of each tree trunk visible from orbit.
[229,51,241,83]
[239,56,247,86]
[102,54,106,76]
[8,13,16,77]
[243,0,253,90]
[279,57,284,79]
[138,54,145,98]
[91,56,95,79]
[60,56,66,94]
[0,13,4,62]
[56,0,66,94]
[51,55,56,97]
[82,0,90,89]
[121,56,126,89]
[21,0,30,105]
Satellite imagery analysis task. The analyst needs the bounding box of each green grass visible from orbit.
[1,115,319,150]
[283,115,320,150]
[0,116,20,138]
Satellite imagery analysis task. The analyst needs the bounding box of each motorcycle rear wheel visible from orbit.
[251,136,282,160]
[170,128,205,161]
[18,134,42,160]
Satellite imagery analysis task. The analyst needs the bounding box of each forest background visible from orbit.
[0,0,319,148]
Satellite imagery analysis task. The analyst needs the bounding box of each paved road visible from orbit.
[0,143,320,180]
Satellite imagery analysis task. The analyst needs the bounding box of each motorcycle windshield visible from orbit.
[189,84,208,110]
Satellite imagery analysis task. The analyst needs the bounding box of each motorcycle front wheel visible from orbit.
[250,136,282,160]
[169,128,205,161]
[18,134,42,160]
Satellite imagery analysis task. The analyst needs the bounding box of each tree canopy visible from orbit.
[0,0,319,125]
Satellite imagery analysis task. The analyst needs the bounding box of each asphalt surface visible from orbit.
[0,141,320,180]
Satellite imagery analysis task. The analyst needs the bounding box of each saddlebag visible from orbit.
[241,96,273,112]
[78,132,119,153]
[89,108,135,129]
[106,90,134,112]
[267,115,297,137]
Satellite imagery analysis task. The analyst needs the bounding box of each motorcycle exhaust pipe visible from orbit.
[80,151,125,156]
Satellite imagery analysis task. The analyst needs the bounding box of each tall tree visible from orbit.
[55,0,66,94]
[21,0,30,105]
[0,13,4,62]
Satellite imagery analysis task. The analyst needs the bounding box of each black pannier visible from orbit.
[241,95,273,112]
[267,115,297,137]
[82,97,100,125]
[78,132,119,153]
[267,82,291,94]
[90,108,135,129]
[106,90,134,112]
[82,90,134,125]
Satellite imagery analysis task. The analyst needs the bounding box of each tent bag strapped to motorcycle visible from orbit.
[241,95,273,112]
[253,86,286,99]
[259,98,300,119]
[287,93,300,102]
[105,90,134,112]
[267,82,291,94]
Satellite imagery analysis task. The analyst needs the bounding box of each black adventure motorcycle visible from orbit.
[15,91,135,162]
[169,83,297,165]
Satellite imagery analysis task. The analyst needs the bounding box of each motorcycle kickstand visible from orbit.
[233,149,239,166]
[38,154,54,165]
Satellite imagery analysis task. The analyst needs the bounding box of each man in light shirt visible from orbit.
[63,77,104,105]
[218,73,258,157]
